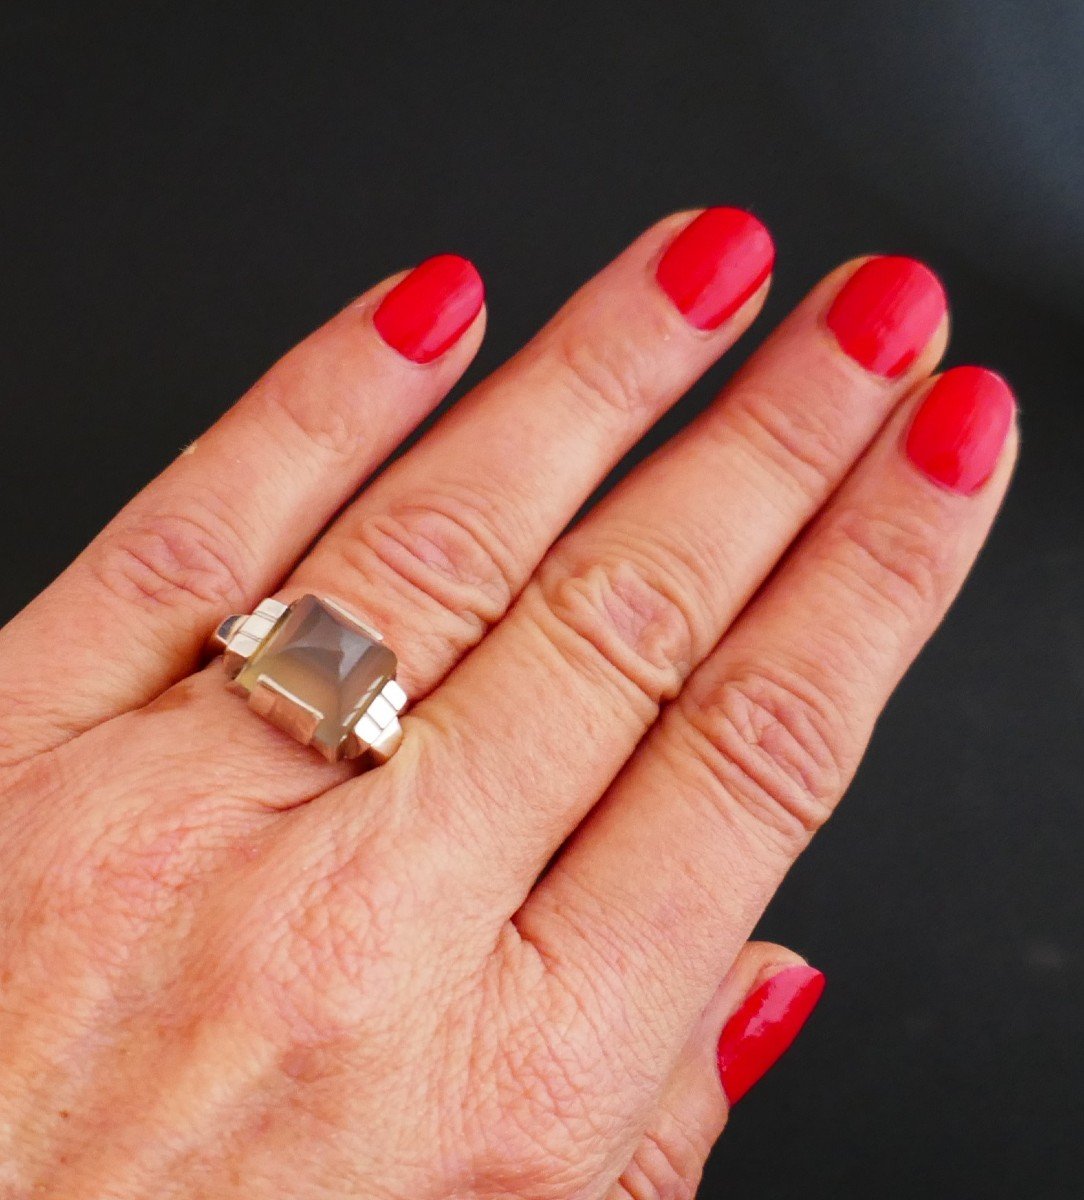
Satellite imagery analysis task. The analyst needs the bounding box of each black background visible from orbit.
[3,3,1082,1196]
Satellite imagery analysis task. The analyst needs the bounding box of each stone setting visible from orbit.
[217,595,405,763]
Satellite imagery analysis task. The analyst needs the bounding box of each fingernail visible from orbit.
[905,366,1015,495]
[656,207,775,331]
[717,965,825,1105]
[826,256,946,378]
[373,254,485,364]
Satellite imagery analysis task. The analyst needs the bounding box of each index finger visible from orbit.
[0,257,485,765]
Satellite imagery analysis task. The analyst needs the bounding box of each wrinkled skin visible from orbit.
[0,213,1014,1198]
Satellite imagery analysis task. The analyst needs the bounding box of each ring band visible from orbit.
[211,594,407,764]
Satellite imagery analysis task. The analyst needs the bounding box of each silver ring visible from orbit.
[211,594,407,764]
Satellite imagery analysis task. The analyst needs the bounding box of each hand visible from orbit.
[0,210,1015,1198]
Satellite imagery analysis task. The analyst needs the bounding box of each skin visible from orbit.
[0,213,1015,1198]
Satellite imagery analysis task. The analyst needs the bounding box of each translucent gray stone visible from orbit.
[235,595,396,760]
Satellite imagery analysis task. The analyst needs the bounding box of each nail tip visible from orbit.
[656,205,776,331]
[716,963,826,1106]
[905,363,1015,492]
[943,364,1015,403]
[768,964,827,1012]
[373,252,485,363]
[827,254,947,377]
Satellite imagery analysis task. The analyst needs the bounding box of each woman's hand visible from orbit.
[0,210,1015,1198]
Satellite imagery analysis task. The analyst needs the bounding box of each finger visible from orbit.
[139,207,775,811]
[276,207,774,701]
[0,256,485,765]
[607,949,823,1200]
[396,255,948,902]
[526,367,1016,1069]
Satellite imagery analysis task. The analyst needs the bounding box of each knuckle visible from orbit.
[535,544,701,706]
[680,663,849,847]
[92,507,250,615]
[277,879,404,1028]
[256,829,438,1044]
[554,314,667,420]
[730,376,851,501]
[33,810,207,950]
[348,491,518,638]
[258,368,366,462]
[81,820,200,923]
[828,504,950,623]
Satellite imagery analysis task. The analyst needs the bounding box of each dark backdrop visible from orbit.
[3,3,1081,1196]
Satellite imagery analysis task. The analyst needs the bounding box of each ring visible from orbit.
[211,594,407,764]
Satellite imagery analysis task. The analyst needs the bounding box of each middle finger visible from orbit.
[284,206,775,699]
[135,207,775,808]
[383,253,948,904]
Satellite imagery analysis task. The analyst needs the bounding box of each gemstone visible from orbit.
[233,595,397,761]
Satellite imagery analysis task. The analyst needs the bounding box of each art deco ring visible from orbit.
[211,594,407,764]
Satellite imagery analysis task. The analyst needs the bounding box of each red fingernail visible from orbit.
[717,965,825,1105]
[373,254,484,364]
[656,207,775,331]
[826,256,946,378]
[905,366,1015,495]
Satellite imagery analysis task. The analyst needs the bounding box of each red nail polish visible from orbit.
[905,366,1014,495]
[656,207,775,331]
[717,965,825,1105]
[373,254,484,364]
[826,256,946,378]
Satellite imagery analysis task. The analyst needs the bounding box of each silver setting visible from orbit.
[214,597,288,677]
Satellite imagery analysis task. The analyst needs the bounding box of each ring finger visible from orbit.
[159,208,777,803]
[0,256,487,766]
[377,252,948,906]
